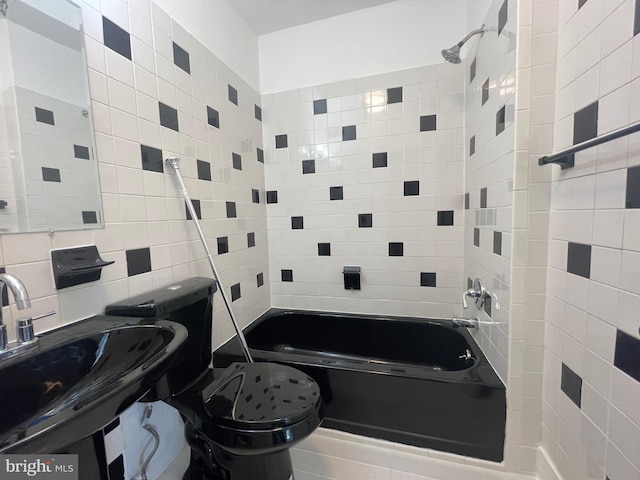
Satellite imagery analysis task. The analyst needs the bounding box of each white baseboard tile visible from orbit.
[535,447,563,480]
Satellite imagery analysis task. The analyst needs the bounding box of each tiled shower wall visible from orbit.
[541,0,640,479]
[262,64,465,317]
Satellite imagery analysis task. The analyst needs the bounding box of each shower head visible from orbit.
[441,24,486,64]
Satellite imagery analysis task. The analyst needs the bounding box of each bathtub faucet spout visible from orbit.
[452,316,479,329]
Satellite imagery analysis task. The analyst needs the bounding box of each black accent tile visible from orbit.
[420,272,437,287]
[484,295,492,317]
[231,283,241,301]
[389,242,404,256]
[635,0,640,36]
[275,134,288,148]
[104,417,120,435]
[474,228,480,247]
[266,191,278,204]
[302,159,315,174]
[74,145,90,160]
[207,106,220,128]
[318,243,331,256]
[42,167,61,182]
[226,201,237,218]
[252,189,260,204]
[420,115,437,132]
[255,105,262,121]
[217,236,229,254]
[573,101,598,145]
[126,248,151,276]
[103,17,131,60]
[498,0,508,36]
[159,102,179,131]
[626,165,640,208]
[108,454,125,480]
[257,148,264,163]
[291,216,304,229]
[468,277,473,289]
[330,186,343,200]
[437,210,454,226]
[482,78,490,105]
[387,87,403,104]
[228,84,238,105]
[465,193,470,210]
[186,199,202,220]
[173,42,190,74]
[197,160,211,181]
[313,99,327,115]
[0,267,7,306]
[494,231,502,255]
[470,135,476,156]
[481,187,488,208]
[470,58,477,83]
[342,125,357,141]
[141,145,163,173]
[257,272,264,287]
[247,232,255,248]
[281,269,293,282]
[561,363,582,408]
[359,213,373,228]
[35,107,54,125]
[496,106,506,135]
[82,211,98,224]
[614,329,640,383]
[232,153,242,170]
[373,152,388,168]
[579,0,588,9]
[404,181,420,196]
[567,242,591,278]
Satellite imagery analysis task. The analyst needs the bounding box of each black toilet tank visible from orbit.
[105,277,217,397]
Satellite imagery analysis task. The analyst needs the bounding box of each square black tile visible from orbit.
[275,135,288,148]
[255,105,262,121]
[635,0,640,35]
[231,283,241,301]
[108,454,125,480]
[126,247,151,276]
[257,272,264,287]
[404,181,419,196]
[252,189,260,204]
[104,418,120,435]
[494,231,502,255]
[313,99,327,115]
[420,272,437,287]
[103,17,131,60]
[217,236,229,254]
[35,107,54,125]
[226,201,237,218]
[291,216,304,229]
[74,145,90,160]
[373,152,388,168]
[141,145,163,173]
[266,191,278,204]
[420,115,437,132]
[470,135,476,156]
[470,57,477,83]
[573,101,598,145]
[474,228,480,247]
[247,232,256,248]
[0,267,7,306]
[614,329,640,383]
[388,242,404,256]
[342,125,357,141]
[437,210,454,226]
[207,106,220,128]
[482,78,490,105]
[481,187,488,208]
[387,87,403,104]
[232,153,242,170]
[561,363,582,408]
[330,186,343,200]
[228,84,238,105]
[281,269,293,282]
[465,192,470,210]
[358,213,373,228]
[42,167,61,182]
[579,0,588,8]
[197,160,211,181]
[318,243,331,256]
[496,106,506,135]
[498,0,508,35]
[567,242,591,278]
[186,199,201,220]
[82,211,98,224]
[626,165,640,208]
[159,102,179,131]
[484,295,492,317]
[173,42,190,74]
[257,148,264,163]
[302,159,315,174]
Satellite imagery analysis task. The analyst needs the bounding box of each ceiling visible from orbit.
[227,0,400,35]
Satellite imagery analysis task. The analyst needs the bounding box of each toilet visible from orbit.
[105,277,324,480]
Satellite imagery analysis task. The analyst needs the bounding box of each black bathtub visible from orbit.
[213,309,506,461]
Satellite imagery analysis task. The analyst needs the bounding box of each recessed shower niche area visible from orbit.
[0,0,639,479]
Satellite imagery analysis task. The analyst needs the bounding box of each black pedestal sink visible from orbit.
[0,315,187,453]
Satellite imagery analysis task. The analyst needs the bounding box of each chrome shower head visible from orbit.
[441,24,486,64]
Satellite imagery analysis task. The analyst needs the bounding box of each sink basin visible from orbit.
[0,315,187,453]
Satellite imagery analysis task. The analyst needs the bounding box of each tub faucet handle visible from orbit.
[462,278,486,310]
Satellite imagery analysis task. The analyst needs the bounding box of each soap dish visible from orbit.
[51,245,115,289]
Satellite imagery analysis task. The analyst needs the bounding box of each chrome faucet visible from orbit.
[452,316,479,329]
[0,273,31,350]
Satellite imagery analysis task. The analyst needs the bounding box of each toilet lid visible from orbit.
[201,362,321,430]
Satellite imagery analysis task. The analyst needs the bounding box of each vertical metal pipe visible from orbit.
[165,157,253,363]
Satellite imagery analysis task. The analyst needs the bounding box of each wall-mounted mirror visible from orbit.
[0,0,103,233]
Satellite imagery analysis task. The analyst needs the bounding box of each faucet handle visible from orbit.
[31,311,56,322]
